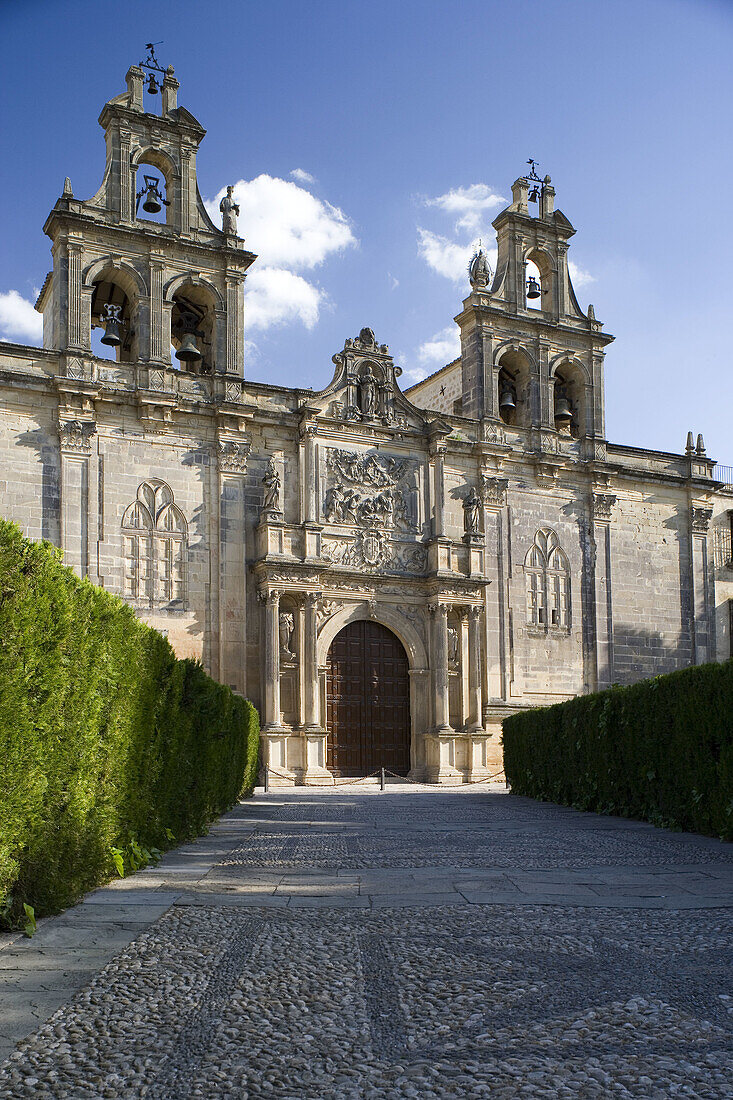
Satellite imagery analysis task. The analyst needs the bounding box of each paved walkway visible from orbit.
[1,784,732,1098]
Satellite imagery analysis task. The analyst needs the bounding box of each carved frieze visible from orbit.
[322,531,427,574]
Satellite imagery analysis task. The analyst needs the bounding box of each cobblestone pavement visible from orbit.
[1,785,732,1098]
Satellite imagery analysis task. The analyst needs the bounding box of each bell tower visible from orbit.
[36,49,256,378]
[454,165,613,453]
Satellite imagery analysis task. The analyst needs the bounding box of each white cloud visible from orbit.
[417,230,497,285]
[388,272,399,290]
[290,168,316,185]
[245,267,324,332]
[425,184,505,233]
[569,261,595,290]
[417,324,461,366]
[206,174,356,334]
[0,290,43,342]
[207,175,355,271]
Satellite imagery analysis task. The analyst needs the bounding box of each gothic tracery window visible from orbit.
[122,480,187,608]
[524,528,571,632]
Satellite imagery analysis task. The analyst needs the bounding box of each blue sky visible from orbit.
[1,0,731,462]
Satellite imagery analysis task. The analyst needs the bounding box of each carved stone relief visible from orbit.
[59,419,96,453]
[279,611,295,661]
[217,438,250,474]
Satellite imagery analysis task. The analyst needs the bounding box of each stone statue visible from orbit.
[220,185,240,234]
[447,625,460,669]
[463,486,482,534]
[262,458,281,512]
[279,611,295,660]
[359,366,378,417]
[324,483,345,522]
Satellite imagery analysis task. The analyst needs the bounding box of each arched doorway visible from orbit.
[326,620,410,776]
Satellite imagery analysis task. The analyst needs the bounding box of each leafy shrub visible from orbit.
[0,519,259,923]
[502,660,733,839]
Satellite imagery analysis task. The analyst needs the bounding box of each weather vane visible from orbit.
[526,158,544,205]
[140,42,170,95]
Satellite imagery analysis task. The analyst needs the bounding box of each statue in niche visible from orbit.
[447,625,460,669]
[359,365,378,417]
[463,486,482,534]
[220,185,240,234]
[262,458,281,512]
[279,611,295,660]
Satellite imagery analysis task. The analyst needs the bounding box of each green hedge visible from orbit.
[0,519,260,921]
[502,660,733,839]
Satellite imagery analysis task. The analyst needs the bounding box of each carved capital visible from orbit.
[218,438,251,474]
[428,602,449,619]
[691,506,713,536]
[480,475,508,507]
[469,604,483,621]
[304,591,322,610]
[592,492,617,523]
[59,418,95,453]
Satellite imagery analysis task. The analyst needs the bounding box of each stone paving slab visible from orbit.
[1,784,731,1095]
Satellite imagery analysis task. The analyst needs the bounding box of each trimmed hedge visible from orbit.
[0,519,259,921]
[502,660,733,839]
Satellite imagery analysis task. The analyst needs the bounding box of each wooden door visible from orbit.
[326,620,410,776]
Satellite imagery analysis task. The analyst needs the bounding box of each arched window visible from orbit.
[122,480,187,608]
[524,528,571,632]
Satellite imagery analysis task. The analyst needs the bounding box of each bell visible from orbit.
[142,183,162,214]
[554,393,572,425]
[175,331,202,363]
[100,304,122,347]
[147,74,159,94]
[499,386,516,413]
[526,275,541,299]
[529,186,540,204]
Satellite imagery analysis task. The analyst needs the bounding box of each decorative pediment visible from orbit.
[305,328,428,432]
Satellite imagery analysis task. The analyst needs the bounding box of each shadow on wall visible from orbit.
[15,429,60,544]
[180,446,214,663]
[611,625,692,686]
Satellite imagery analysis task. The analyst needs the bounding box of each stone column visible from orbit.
[302,592,322,729]
[58,420,95,579]
[430,603,452,732]
[432,445,446,538]
[262,589,282,730]
[149,259,165,363]
[690,506,714,665]
[120,129,133,224]
[591,492,616,690]
[466,605,483,731]
[66,242,84,351]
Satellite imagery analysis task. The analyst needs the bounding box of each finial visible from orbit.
[587,303,595,321]
[468,247,491,290]
[62,177,73,197]
[685,431,695,454]
[696,433,706,455]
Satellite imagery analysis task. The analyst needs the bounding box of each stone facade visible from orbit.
[1,66,731,784]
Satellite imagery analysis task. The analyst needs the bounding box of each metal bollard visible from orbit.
[380,767,385,791]
[264,765,269,792]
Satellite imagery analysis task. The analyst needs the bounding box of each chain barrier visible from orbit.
[263,764,505,789]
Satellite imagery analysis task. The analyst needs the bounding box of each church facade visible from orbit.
[1,64,731,783]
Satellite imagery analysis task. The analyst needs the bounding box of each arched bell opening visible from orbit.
[496,348,532,428]
[133,146,176,227]
[170,283,216,374]
[90,270,139,364]
[524,249,553,312]
[552,360,588,439]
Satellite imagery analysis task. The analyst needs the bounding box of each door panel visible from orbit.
[326,620,410,776]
